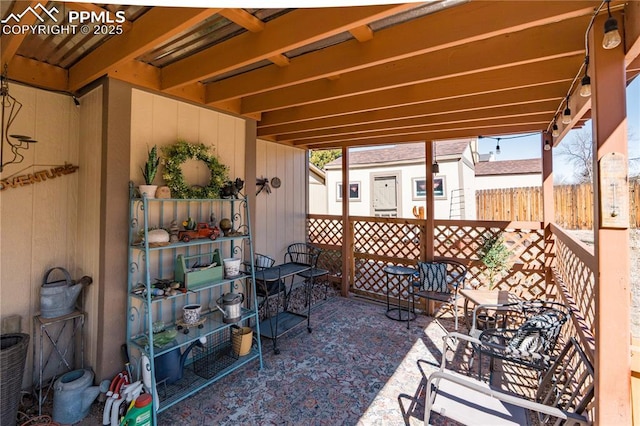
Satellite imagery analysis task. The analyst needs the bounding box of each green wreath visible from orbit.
[161,140,229,199]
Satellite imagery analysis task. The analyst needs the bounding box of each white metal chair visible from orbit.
[423,334,593,425]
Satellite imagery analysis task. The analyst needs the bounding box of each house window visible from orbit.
[337,182,361,201]
[412,177,447,200]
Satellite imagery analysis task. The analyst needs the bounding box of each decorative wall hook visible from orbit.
[256,177,271,195]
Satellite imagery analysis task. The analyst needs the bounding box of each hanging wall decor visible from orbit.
[162,140,228,199]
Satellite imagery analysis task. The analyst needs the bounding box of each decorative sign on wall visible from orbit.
[0,163,79,191]
[598,152,629,228]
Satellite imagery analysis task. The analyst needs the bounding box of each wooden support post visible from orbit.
[341,146,351,297]
[541,131,555,296]
[590,12,631,424]
[425,141,435,261]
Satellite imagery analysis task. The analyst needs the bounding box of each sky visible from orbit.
[478,77,640,183]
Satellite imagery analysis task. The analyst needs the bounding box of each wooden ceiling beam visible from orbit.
[258,82,567,137]
[303,124,546,150]
[205,1,599,103]
[6,55,67,91]
[160,3,419,90]
[1,0,46,67]
[258,55,582,127]
[275,102,558,142]
[218,9,265,32]
[624,1,640,68]
[288,115,549,146]
[269,54,290,67]
[68,7,221,92]
[241,17,586,114]
[349,25,373,42]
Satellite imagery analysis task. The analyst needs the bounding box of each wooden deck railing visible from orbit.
[308,215,596,355]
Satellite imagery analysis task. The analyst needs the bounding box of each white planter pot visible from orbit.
[139,185,158,199]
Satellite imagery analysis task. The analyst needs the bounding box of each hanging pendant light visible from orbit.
[579,56,591,97]
[602,0,621,49]
[562,96,572,124]
[432,142,439,174]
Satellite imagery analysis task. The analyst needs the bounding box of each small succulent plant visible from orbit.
[141,145,160,185]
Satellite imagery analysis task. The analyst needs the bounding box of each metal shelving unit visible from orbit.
[126,187,262,424]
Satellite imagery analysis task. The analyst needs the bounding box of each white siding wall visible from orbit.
[475,173,541,190]
[326,159,461,219]
[0,84,81,386]
[309,174,327,214]
[255,139,307,263]
[130,89,246,188]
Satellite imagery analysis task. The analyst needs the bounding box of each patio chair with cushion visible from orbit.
[413,258,467,330]
[285,243,330,303]
[423,334,594,425]
[472,300,570,381]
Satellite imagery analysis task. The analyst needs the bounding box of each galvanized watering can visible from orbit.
[40,267,92,318]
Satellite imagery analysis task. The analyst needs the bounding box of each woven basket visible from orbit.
[1,333,30,426]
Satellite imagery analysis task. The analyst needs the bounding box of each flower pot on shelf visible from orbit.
[139,184,158,199]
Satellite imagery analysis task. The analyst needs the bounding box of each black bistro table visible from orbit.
[384,265,417,328]
[254,262,313,354]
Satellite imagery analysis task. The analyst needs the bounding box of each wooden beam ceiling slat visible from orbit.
[304,124,548,150]
[289,115,550,146]
[1,0,46,67]
[349,25,373,42]
[258,82,568,137]
[204,1,599,104]
[276,101,559,142]
[240,17,588,114]
[624,1,640,68]
[258,55,583,127]
[160,3,419,90]
[218,8,265,32]
[68,7,221,92]
[7,55,67,91]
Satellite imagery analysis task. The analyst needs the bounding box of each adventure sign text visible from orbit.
[0,164,79,191]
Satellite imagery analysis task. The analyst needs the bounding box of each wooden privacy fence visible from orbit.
[476,180,640,229]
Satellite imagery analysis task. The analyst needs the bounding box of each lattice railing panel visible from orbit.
[553,232,595,334]
[308,215,343,246]
[353,219,423,260]
[307,215,547,301]
[435,220,547,298]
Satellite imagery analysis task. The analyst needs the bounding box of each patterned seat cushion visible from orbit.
[418,262,448,293]
[506,309,566,358]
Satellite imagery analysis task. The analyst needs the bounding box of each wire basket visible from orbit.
[192,328,239,379]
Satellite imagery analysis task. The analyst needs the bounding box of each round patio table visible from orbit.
[383,265,417,328]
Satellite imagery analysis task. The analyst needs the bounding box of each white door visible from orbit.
[372,176,398,217]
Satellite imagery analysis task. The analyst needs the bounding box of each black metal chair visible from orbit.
[413,258,467,330]
[245,254,285,320]
[474,299,570,381]
[285,243,330,304]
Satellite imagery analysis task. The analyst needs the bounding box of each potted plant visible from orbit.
[140,145,160,198]
[478,233,511,290]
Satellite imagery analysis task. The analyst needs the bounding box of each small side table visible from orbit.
[32,311,85,415]
[383,265,417,328]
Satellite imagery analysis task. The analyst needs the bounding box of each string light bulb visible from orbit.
[562,97,572,124]
[552,122,559,137]
[544,140,551,151]
[432,142,439,174]
[580,56,591,97]
[602,0,621,49]
[495,138,501,155]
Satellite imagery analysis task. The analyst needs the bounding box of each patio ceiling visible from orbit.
[2,0,639,150]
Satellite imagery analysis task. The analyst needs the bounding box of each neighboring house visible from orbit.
[324,140,478,219]
[320,145,544,219]
[475,158,542,190]
[309,163,327,214]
